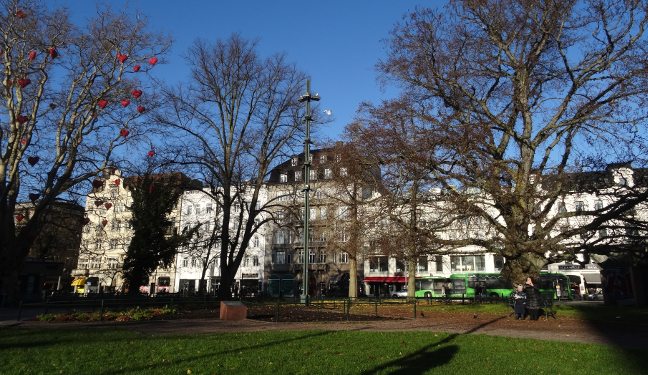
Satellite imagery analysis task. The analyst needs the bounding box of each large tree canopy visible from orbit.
[364,0,648,282]
[0,0,169,304]
[157,35,307,299]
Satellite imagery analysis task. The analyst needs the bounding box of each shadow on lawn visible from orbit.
[360,316,505,375]
[95,330,336,375]
[567,302,648,372]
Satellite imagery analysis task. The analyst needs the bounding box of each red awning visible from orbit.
[363,276,407,283]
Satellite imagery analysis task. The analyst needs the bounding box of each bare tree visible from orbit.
[158,35,306,299]
[349,101,455,298]
[0,0,170,304]
[314,142,381,298]
[377,0,648,283]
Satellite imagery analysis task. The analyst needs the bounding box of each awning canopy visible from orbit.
[71,277,86,286]
[363,276,407,283]
[583,273,602,285]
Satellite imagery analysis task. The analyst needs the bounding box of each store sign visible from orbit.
[558,264,584,270]
[242,273,259,279]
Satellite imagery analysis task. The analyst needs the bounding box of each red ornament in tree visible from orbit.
[104,202,113,210]
[147,150,155,157]
[137,105,145,114]
[121,99,130,107]
[117,53,128,63]
[17,78,30,88]
[148,56,158,65]
[20,137,27,145]
[15,214,25,222]
[29,193,39,203]
[98,99,108,109]
[133,65,141,72]
[48,47,58,59]
[27,156,39,166]
[101,219,108,227]
[94,200,104,207]
[15,9,26,18]
[119,128,129,137]
[28,50,36,61]
[131,89,142,98]
[114,178,121,186]
[17,115,29,124]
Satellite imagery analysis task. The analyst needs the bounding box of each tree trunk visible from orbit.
[407,258,417,299]
[348,257,358,298]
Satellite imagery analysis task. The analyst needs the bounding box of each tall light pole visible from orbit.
[299,80,319,305]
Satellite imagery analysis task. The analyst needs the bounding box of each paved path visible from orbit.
[3,314,647,349]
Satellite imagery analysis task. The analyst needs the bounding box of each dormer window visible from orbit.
[320,154,327,163]
[291,157,298,166]
[335,154,341,162]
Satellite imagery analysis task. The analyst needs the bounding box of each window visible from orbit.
[309,170,318,180]
[195,205,201,215]
[309,249,316,263]
[310,207,317,220]
[598,228,608,238]
[295,171,302,181]
[494,255,504,271]
[273,250,286,264]
[320,154,327,163]
[339,252,349,264]
[182,258,189,267]
[206,203,213,214]
[337,206,348,219]
[450,255,485,272]
[369,256,388,272]
[435,256,443,272]
[78,258,88,270]
[619,176,628,186]
[340,167,348,177]
[109,239,119,249]
[320,206,327,219]
[396,259,406,273]
[158,277,171,287]
[557,202,566,213]
[243,257,249,267]
[253,236,260,247]
[594,201,603,210]
[280,173,288,183]
[417,256,428,272]
[575,201,585,212]
[335,154,341,162]
[318,251,326,263]
[185,204,193,215]
[291,157,298,166]
[324,168,332,179]
[253,256,259,267]
[107,257,119,269]
[191,258,197,268]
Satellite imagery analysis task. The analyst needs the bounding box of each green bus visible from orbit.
[414,272,573,300]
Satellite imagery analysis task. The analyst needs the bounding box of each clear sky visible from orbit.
[50,0,439,142]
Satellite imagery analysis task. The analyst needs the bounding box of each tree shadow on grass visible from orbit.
[567,302,648,372]
[360,316,506,375]
[95,330,337,375]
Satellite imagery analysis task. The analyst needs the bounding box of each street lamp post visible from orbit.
[299,80,319,305]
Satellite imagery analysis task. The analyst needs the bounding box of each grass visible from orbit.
[1,327,646,374]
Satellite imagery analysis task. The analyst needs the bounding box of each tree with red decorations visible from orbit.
[0,0,169,305]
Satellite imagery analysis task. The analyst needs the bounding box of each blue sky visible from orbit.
[51,0,439,142]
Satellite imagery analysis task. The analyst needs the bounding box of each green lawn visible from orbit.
[1,327,646,374]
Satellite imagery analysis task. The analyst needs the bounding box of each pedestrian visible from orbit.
[555,283,562,300]
[512,284,527,319]
[524,277,541,320]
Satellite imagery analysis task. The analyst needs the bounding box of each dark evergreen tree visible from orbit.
[123,172,198,295]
